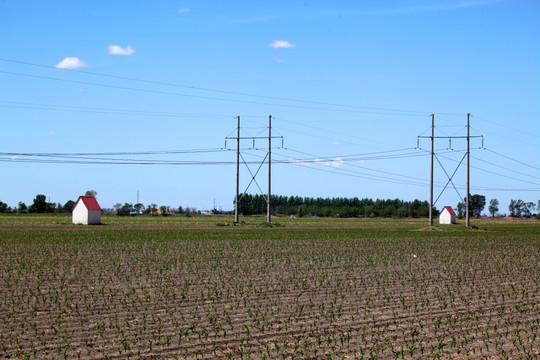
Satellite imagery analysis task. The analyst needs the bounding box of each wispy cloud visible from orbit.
[55,57,87,69]
[48,131,56,136]
[290,157,344,168]
[330,157,344,168]
[271,55,284,63]
[235,1,504,23]
[108,45,135,56]
[178,7,191,14]
[269,40,295,49]
[363,0,506,15]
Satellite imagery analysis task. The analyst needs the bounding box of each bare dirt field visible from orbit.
[0,215,538,359]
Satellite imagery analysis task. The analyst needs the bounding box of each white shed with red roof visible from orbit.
[72,196,102,225]
[439,206,456,225]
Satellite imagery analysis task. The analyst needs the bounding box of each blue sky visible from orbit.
[1,0,539,214]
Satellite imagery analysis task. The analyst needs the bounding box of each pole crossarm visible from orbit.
[225,136,284,149]
[417,135,483,149]
[418,136,483,139]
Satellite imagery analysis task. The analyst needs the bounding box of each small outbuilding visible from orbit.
[439,206,456,225]
[72,196,102,225]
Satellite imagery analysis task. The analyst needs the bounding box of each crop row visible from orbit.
[0,225,538,359]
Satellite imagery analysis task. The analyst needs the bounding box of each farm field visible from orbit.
[0,215,539,359]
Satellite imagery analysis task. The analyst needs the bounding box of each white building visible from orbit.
[439,206,456,225]
[72,196,102,225]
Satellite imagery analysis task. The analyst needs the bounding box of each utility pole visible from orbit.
[267,115,272,223]
[225,116,283,224]
[417,113,482,227]
[235,116,240,224]
[466,113,470,228]
[429,114,434,226]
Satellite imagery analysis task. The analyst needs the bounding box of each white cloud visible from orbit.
[108,45,135,56]
[178,7,191,13]
[55,57,87,69]
[271,55,284,63]
[331,157,344,168]
[289,157,344,168]
[269,40,295,49]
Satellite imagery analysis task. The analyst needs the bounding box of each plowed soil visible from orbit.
[0,217,538,359]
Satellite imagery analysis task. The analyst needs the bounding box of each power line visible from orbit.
[437,152,540,186]
[268,152,429,187]
[0,101,232,119]
[4,148,539,193]
[0,58,431,115]
[3,69,435,115]
[0,148,229,157]
[484,148,540,171]
[474,115,539,139]
[273,116,420,149]
[471,155,540,181]
[265,148,431,187]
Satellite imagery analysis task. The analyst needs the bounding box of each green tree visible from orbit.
[508,199,516,217]
[467,194,486,218]
[18,201,27,213]
[63,200,75,213]
[133,203,144,214]
[488,198,499,217]
[159,205,168,215]
[119,203,133,216]
[0,200,8,213]
[147,203,157,215]
[85,190,98,197]
[523,202,535,218]
[514,199,525,217]
[456,202,465,218]
[28,194,48,213]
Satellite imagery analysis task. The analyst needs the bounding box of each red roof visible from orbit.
[443,206,456,216]
[76,196,101,211]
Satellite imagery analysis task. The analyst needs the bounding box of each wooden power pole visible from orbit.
[267,115,272,223]
[429,114,434,226]
[466,113,470,228]
[235,116,240,224]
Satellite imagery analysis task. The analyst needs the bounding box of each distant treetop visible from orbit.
[85,190,98,197]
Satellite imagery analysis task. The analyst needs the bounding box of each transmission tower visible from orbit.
[225,115,284,224]
[417,113,483,227]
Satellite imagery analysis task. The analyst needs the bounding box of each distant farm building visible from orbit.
[439,206,456,225]
[72,196,102,225]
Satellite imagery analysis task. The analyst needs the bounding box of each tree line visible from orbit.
[0,193,538,219]
[0,191,200,216]
[237,194,433,218]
